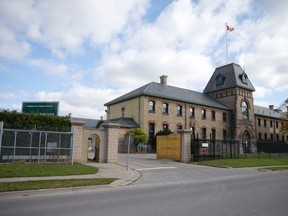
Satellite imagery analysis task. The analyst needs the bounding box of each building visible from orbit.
[104,63,288,152]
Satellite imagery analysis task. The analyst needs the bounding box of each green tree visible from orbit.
[126,128,147,144]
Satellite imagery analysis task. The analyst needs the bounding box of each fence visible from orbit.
[0,122,74,164]
[256,141,288,157]
[192,136,239,162]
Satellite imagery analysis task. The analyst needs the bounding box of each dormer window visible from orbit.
[216,74,225,86]
[239,72,248,85]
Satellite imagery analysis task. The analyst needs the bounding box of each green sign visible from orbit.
[22,102,59,116]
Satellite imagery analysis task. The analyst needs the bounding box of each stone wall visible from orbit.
[71,120,120,164]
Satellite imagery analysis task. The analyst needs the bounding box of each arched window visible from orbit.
[241,101,249,119]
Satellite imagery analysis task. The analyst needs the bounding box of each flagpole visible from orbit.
[225,23,228,64]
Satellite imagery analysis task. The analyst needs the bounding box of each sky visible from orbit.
[1,0,288,119]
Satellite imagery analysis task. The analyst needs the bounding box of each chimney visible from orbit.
[160,75,168,85]
[269,105,274,110]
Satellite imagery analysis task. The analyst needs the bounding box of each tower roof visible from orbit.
[203,63,255,94]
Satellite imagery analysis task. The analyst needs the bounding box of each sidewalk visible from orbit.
[0,162,141,187]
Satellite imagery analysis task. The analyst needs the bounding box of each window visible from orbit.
[216,74,225,86]
[121,106,125,117]
[276,121,279,129]
[270,120,273,128]
[149,100,155,112]
[264,120,267,128]
[177,124,183,130]
[190,127,195,137]
[163,124,169,131]
[190,107,195,117]
[223,113,227,122]
[258,119,261,127]
[270,134,273,141]
[264,133,267,140]
[162,103,169,114]
[201,109,206,119]
[258,133,262,140]
[276,134,279,141]
[148,123,155,146]
[211,111,215,121]
[211,129,216,140]
[202,128,206,141]
[223,130,227,141]
[177,105,182,116]
[241,101,249,119]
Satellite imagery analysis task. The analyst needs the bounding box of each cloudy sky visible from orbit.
[1,0,287,119]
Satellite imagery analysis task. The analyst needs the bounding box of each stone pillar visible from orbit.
[70,120,86,163]
[103,123,120,163]
[178,129,191,163]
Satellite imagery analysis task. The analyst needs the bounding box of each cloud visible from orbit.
[27,59,68,78]
[0,0,149,59]
[32,84,122,118]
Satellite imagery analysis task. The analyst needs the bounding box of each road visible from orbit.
[1,154,288,216]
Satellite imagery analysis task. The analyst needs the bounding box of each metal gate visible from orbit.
[0,122,74,164]
[192,134,239,162]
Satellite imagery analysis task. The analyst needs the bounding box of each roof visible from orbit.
[105,82,231,110]
[71,117,100,128]
[97,117,139,128]
[203,63,255,94]
[254,105,285,119]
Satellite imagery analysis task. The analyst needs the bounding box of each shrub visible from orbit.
[126,128,147,145]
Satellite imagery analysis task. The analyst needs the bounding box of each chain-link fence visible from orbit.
[0,122,74,164]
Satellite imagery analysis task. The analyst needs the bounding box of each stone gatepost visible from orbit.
[70,119,86,163]
[178,129,191,163]
[102,123,120,163]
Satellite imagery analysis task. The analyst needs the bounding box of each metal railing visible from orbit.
[0,122,74,164]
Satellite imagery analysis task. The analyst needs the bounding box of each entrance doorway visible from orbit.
[88,134,100,161]
[242,131,251,153]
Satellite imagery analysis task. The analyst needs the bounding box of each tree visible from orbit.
[126,128,147,145]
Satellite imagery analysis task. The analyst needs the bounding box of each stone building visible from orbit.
[104,63,288,152]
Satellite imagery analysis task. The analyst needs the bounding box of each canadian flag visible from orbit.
[226,24,234,32]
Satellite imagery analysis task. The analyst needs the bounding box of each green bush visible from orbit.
[0,110,71,132]
[126,128,147,144]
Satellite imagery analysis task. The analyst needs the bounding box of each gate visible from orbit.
[156,134,181,161]
[0,122,73,164]
[192,134,239,162]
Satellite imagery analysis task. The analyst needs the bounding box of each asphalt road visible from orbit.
[1,154,288,216]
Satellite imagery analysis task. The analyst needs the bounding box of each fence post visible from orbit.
[70,128,74,165]
[0,121,3,161]
[13,132,17,162]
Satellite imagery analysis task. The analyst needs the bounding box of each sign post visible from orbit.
[126,134,131,171]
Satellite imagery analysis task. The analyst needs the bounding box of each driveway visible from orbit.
[117,153,261,185]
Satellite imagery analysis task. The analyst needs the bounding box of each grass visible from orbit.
[196,157,288,168]
[0,178,117,192]
[0,163,98,178]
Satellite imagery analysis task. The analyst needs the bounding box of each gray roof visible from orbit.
[97,117,139,128]
[105,82,231,110]
[254,105,285,119]
[108,117,139,128]
[71,117,100,128]
[204,63,255,94]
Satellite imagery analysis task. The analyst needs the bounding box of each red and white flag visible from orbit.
[226,24,234,32]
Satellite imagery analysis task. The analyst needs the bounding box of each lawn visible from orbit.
[0,163,118,192]
[0,163,98,178]
[196,157,288,168]
[0,178,117,192]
